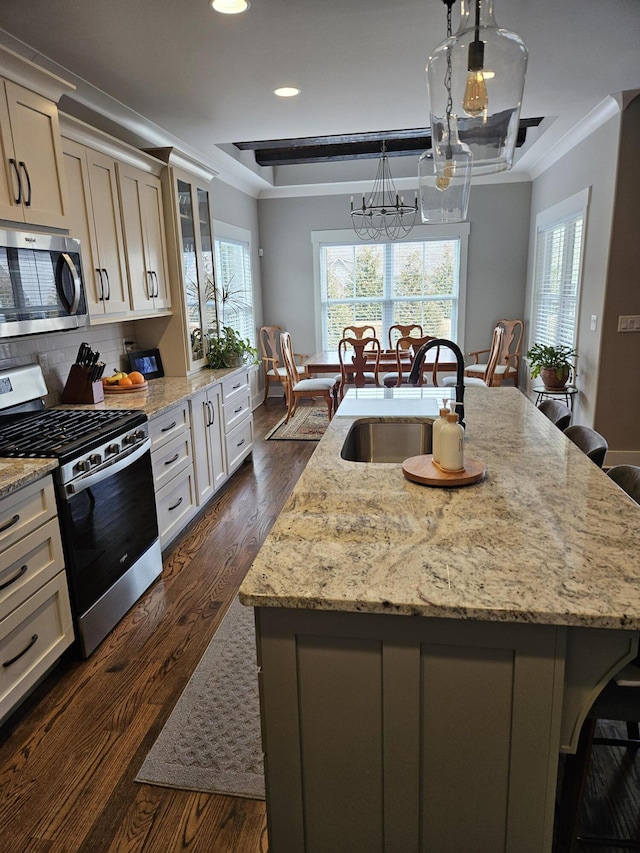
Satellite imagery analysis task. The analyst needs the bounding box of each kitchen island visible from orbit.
[239,387,640,853]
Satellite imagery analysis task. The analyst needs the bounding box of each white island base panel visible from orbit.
[255,606,637,853]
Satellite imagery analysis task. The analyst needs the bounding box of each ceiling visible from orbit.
[0,0,638,192]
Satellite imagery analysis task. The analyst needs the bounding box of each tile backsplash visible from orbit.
[0,322,136,407]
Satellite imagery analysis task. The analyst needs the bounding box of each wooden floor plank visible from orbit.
[0,399,314,852]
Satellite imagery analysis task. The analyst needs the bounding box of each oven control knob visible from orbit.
[89,453,102,466]
[106,443,120,456]
[73,459,91,474]
[122,433,136,446]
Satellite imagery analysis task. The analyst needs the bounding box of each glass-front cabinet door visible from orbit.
[174,172,218,371]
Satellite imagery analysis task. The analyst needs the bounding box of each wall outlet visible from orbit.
[618,315,640,332]
[590,314,598,331]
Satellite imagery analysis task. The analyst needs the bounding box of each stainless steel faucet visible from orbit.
[408,338,465,428]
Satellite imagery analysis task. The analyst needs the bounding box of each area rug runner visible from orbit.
[265,403,330,440]
[136,597,264,799]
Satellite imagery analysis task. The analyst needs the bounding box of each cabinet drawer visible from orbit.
[0,571,74,725]
[151,431,192,492]
[156,465,197,547]
[222,370,250,404]
[0,518,65,622]
[226,416,254,473]
[0,477,57,553]
[149,403,190,451]
[223,390,251,433]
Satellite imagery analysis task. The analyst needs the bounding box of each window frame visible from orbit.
[212,220,256,349]
[528,187,590,354]
[311,224,470,352]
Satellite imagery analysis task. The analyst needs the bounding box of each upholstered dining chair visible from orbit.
[280,331,338,423]
[383,334,439,387]
[564,425,608,468]
[555,464,640,852]
[538,398,572,431]
[464,318,523,387]
[387,323,424,351]
[259,325,308,403]
[337,334,381,400]
[442,326,504,389]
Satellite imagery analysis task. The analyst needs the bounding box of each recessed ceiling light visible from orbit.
[274,87,301,98]
[211,0,249,13]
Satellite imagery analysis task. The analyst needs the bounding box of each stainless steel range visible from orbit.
[0,364,162,657]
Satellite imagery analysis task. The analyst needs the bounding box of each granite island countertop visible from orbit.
[240,386,640,630]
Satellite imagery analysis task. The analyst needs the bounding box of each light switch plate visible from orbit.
[590,314,597,331]
[618,315,640,332]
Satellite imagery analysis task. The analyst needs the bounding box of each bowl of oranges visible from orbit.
[102,370,148,393]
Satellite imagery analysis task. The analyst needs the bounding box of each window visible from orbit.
[313,226,469,350]
[213,221,256,348]
[530,189,590,350]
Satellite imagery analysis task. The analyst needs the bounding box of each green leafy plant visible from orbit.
[206,325,259,369]
[526,343,577,380]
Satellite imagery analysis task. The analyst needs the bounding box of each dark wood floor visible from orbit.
[0,398,315,853]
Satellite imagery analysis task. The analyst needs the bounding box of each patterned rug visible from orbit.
[265,404,331,440]
[135,597,264,799]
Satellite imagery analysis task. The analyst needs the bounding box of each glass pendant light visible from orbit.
[419,0,472,223]
[427,0,528,174]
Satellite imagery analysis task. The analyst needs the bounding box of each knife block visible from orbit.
[61,364,105,404]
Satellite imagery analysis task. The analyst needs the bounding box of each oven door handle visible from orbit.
[60,439,151,498]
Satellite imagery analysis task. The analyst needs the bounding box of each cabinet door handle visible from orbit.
[232,383,241,390]
[0,513,20,534]
[19,162,31,207]
[146,270,154,299]
[207,400,214,426]
[8,158,21,204]
[168,496,183,512]
[236,438,245,448]
[151,271,159,298]
[165,453,180,466]
[102,269,111,300]
[161,421,177,433]
[3,634,38,668]
[234,406,243,414]
[0,563,27,591]
[96,269,105,301]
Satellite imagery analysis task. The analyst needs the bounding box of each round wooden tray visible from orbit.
[402,454,486,487]
[103,381,149,393]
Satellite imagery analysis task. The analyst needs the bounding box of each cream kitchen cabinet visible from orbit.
[149,402,197,547]
[0,45,73,229]
[221,370,254,474]
[61,136,130,319]
[0,475,74,725]
[117,161,171,314]
[190,383,228,506]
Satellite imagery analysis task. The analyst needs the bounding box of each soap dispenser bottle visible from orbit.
[432,399,450,465]
[440,410,465,472]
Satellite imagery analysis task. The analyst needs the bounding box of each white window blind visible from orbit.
[318,238,461,350]
[213,228,255,348]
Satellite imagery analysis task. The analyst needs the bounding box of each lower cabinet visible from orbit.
[149,401,197,548]
[221,370,254,474]
[190,383,228,505]
[0,476,74,725]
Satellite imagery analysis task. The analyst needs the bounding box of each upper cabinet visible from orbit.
[117,162,171,313]
[61,136,131,319]
[0,47,74,229]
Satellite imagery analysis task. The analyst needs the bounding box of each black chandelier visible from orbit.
[350,142,418,241]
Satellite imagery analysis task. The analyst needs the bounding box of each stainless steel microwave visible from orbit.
[0,229,88,338]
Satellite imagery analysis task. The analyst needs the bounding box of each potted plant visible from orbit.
[206,325,259,369]
[526,342,577,390]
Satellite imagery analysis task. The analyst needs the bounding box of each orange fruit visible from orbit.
[128,371,145,385]
[118,376,133,386]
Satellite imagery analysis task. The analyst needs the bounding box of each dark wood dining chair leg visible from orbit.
[555,717,596,853]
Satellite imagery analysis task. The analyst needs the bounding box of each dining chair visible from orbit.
[555,464,640,852]
[343,324,377,342]
[280,331,338,423]
[383,334,439,387]
[564,425,608,468]
[387,323,424,351]
[538,398,572,431]
[464,318,523,388]
[337,335,381,400]
[259,325,309,403]
[441,326,504,388]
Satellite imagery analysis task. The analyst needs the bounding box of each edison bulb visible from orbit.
[435,161,455,192]
[463,70,488,117]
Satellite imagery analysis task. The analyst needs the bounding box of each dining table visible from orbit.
[303,348,458,386]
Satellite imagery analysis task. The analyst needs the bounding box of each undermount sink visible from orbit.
[340,419,433,463]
